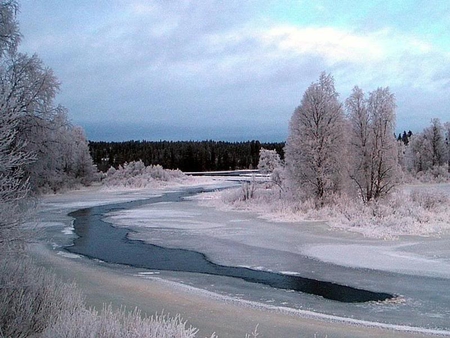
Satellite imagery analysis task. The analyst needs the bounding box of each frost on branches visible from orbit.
[405,119,450,182]
[346,86,399,203]
[103,160,186,188]
[215,72,450,239]
[284,72,348,206]
[0,1,95,194]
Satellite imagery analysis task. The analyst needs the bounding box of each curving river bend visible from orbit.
[60,187,450,333]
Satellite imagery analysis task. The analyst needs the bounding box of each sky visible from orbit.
[17,0,450,142]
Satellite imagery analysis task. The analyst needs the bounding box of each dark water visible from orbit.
[66,189,394,303]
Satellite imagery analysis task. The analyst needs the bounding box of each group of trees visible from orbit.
[282,73,449,206]
[89,140,284,173]
[0,1,95,195]
[404,118,450,175]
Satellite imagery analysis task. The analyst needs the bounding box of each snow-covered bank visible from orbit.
[39,176,236,213]
[198,182,450,240]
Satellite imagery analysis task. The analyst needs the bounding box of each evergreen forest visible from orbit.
[89,140,285,172]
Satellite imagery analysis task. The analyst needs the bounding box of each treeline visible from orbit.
[89,140,285,172]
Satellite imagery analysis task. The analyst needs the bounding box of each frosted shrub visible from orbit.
[0,255,85,337]
[240,182,256,201]
[43,305,199,338]
[103,161,186,188]
[414,166,450,183]
[215,182,450,239]
[410,189,449,210]
[0,254,204,338]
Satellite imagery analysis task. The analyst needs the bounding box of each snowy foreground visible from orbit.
[33,177,450,337]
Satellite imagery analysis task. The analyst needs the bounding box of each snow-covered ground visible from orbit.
[33,178,450,335]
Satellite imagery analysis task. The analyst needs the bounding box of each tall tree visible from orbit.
[285,72,347,205]
[445,122,450,173]
[0,0,34,243]
[346,86,398,202]
[0,0,94,193]
[425,118,446,167]
[367,87,398,200]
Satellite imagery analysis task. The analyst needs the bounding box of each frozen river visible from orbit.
[37,184,450,335]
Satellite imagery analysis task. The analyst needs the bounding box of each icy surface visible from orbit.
[302,243,450,278]
[36,180,450,332]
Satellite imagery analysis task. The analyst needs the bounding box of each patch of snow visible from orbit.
[302,243,450,278]
[106,205,225,230]
[61,226,74,235]
[57,251,82,259]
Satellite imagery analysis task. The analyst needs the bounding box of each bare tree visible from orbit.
[406,119,447,175]
[445,122,450,173]
[0,4,95,193]
[0,0,20,56]
[285,72,347,205]
[425,118,446,167]
[346,86,398,202]
[0,0,35,244]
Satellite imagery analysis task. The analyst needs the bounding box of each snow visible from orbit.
[35,177,450,332]
[56,251,82,259]
[302,243,450,279]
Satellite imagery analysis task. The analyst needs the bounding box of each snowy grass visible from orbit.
[0,253,208,338]
[202,182,450,239]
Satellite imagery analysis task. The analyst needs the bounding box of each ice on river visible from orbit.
[37,181,450,332]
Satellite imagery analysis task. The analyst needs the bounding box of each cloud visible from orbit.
[17,0,450,140]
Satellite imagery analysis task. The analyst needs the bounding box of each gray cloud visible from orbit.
[17,0,450,141]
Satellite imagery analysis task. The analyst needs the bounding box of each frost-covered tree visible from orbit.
[0,0,19,56]
[285,72,347,205]
[346,86,398,202]
[258,147,284,192]
[424,118,446,167]
[366,87,398,200]
[0,0,34,243]
[257,148,281,174]
[0,0,95,193]
[445,122,450,172]
[406,119,446,175]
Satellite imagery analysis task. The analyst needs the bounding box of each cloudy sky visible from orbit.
[18,0,450,142]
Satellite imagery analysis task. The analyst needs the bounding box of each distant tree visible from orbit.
[257,148,281,174]
[346,86,398,202]
[407,119,446,174]
[407,133,429,173]
[285,72,347,205]
[89,140,284,173]
[445,122,450,173]
[425,118,446,167]
[401,130,411,145]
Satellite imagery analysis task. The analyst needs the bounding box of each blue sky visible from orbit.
[18,0,450,141]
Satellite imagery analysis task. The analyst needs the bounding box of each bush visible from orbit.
[413,166,450,184]
[103,161,186,188]
[0,255,84,337]
[0,254,201,338]
[42,305,199,338]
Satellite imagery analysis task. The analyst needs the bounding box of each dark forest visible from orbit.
[89,140,285,172]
